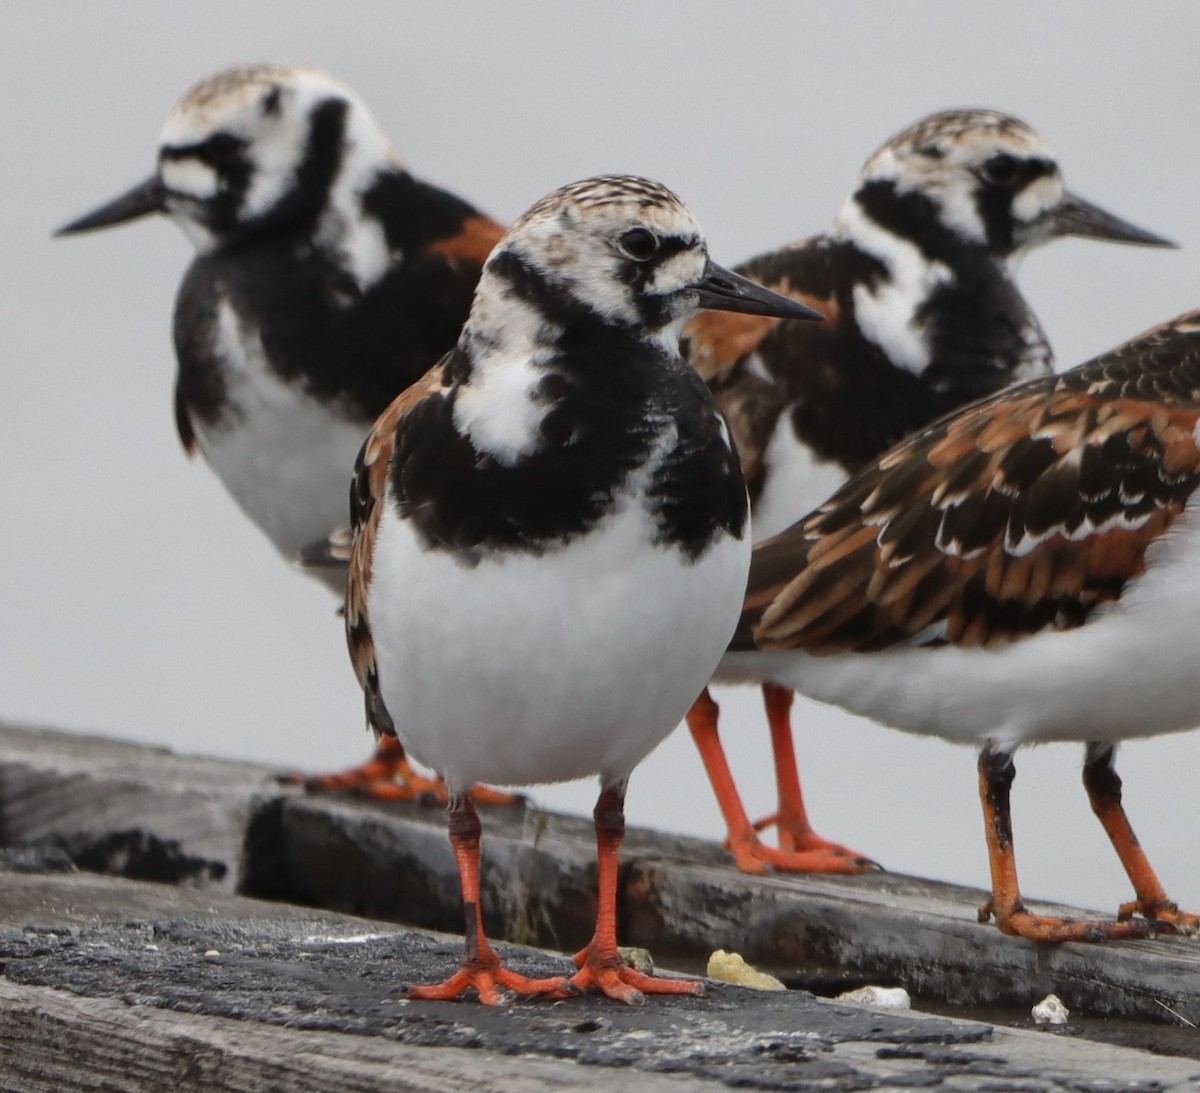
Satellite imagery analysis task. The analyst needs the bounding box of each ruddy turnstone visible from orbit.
[682,109,1174,876]
[730,309,1200,942]
[344,175,821,1003]
[57,63,509,804]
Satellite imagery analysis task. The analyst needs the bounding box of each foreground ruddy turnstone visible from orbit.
[682,108,1174,876]
[344,175,821,1003]
[57,62,510,804]
[728,309,1200,942]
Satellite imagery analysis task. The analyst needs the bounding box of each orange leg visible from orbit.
[754,683,877,869]
[687,689,769,875]
[568,785,704,1004]
[686,688,875,876]
[1082,743,1198,934]
[976,746,1149,943]
[277,736,523,808]
[405,795,571,1005]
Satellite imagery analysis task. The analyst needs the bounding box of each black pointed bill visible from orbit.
[694,259,825,321]
[55,174,166,237]
[1043,191,1176,248]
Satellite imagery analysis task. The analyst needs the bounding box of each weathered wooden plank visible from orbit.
[247,792,1200,1026]
[4,871,1199,1092]
[0,980,710,1092]
[7,719,1200,1037]
[0,871,984,1092]
[0,721,276,891]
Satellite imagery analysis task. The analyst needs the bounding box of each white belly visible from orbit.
[724,505,1200,753]
[750,414,850,542]
[195,392,366,562]
[192,300,368,587]
[368,495,750,792]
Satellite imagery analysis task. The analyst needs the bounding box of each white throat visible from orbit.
[451,286,563,466]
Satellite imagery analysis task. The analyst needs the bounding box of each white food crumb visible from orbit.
[1031,993,1069,1025]
[300,933,393,945]
[836,985,912,1009]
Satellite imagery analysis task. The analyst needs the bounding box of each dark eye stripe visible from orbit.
[649,235,693,263]
[1023,157,1055,181]
[160,133,246,166]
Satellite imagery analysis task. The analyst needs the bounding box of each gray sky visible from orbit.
[3,1,1199,916]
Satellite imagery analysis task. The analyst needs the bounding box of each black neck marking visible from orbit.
[842,187,1049,399]
[360,172,486,254]
[173,169,490,428]
[722,238,1040,488]
[486,248,611,334]
[258,98,349,236]
[391,332,746,566]
[917,262,1044,402]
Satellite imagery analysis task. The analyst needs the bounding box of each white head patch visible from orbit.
[156,63,397,282]
[846,108,1062,252]
[503,175,709,345]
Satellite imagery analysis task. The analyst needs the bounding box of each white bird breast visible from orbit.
[750,412,853,543]
[192,300,366,586]
[367,488,751,792]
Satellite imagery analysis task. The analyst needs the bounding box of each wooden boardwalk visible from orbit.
[3,720,1200,1088]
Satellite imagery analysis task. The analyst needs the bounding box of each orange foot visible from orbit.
[1117,898,1200,934]
[979,900,1152,943]
[567,945,704,1006]
[405,954,571,1006]
[277,737,442,797]
[277,737,523,808]
[728,816,879,876]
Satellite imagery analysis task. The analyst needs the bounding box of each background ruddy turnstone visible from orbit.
[682,108,1175,877]
[344,175,821,1003]
[57,62,511,805]
[730,309,1200,942]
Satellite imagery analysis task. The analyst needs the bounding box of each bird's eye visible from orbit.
[617,227,659,262]
[982,153,1021,186]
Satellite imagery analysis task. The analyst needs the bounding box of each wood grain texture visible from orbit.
[0,980,701,1093]
[4,873,1200,1090]
[8,721,1200,1034]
